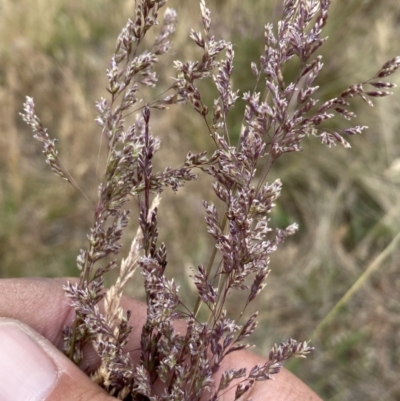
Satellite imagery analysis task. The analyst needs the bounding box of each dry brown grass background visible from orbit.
[1,0,400,399]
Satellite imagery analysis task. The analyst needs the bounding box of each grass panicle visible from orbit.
[19,0,399,400]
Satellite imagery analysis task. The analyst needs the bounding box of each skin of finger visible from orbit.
[1,318,115,401]
[0,278,147,371]
[0,278,75,348]
[0,278,322,401]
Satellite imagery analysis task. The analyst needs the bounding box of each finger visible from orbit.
[0,278,146,348]
[0,278,148,370]
[0,278,75,348]
[0,318,114,401]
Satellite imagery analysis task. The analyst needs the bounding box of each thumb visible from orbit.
[0,318,113,401]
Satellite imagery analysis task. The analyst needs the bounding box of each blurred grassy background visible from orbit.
[1,0,400,400]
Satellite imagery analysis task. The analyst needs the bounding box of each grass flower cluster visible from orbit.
[20,0,399,400]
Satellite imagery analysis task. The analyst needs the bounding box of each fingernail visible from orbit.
[0,321,58,401]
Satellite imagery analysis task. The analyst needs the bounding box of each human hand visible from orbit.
[0,278,322,401]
